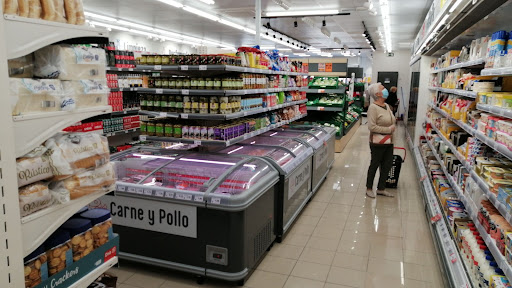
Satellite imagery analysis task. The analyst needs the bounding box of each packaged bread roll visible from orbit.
[41,0,55,20]
[28,0,42,18]
[52,0,65,22]
[62,80,109,109]
[51,163,115,200]
[18,0,29,17]
[3,0,18,15]
[19,182,53,217]
[63,0,75,24]
[45,133,110,180]
[17,146,53,187]
[74,0,83,24]
[10,78,66,116]
[34,45,107,80]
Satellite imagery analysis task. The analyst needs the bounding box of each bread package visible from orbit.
[34,45,107,80]
[8,54,34,78]
[62,80,109,108]
[19,182,53,217]
[10,78,69,115]
[28,0,42,18]
[17,146,53,187]
[73,0,84,24]
[41,0,55,20]
[17,0,29,17]
[52,0,65,22]
[45,133,110,179]
[51,163,115,201]
[3,0,18,15]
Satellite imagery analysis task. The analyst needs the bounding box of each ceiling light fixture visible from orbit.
[294,20,298,27]
[155,0,183,8]
[321,26,331,38]
[322,18,326,27]
[272,0,291,10]
[89,21,129,31]
[266,9,339,17]
[117,20,155,31]
[380,0,392,52]
[183,6,220,21]
[198,0,215,4]
[84,12,117,22]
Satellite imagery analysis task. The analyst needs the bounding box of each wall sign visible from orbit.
[325,63,333,72]
[92,195,197,238]
[318,63,326,72]
[288,162,311,200]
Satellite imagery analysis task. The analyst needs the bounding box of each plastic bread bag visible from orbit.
[17,0,29,17]
[41,0,55,20]
[51,0,66,22]
[28,0,42,18]
[8,54,34,78]
[62,80,109,109]
[50,162,116,201]
[63,0,84,24]
[19,182,54,217]
[10,78,66,116]
[3,0,18,15]
[45,133,110,180]
[17,146,54,187]
[34,45,107,80]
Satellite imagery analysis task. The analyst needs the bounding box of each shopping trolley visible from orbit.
[386,147,406,188]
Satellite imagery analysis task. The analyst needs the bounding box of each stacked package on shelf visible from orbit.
[475,157,512,195]
[3,0,86,25]
[16,133,116,217]
[9,45,109,116]
[486,30,510,69]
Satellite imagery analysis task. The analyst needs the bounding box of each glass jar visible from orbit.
[222,78,229,90]
[140,55,147,65]
[162,55,170,65]
[173,124,182,138]
[197,78,205,90]
[183,78,191,89]
[156,122,165,137]
[169,78,176,89]
[168,95,176,113]
[160,95,168,112]
[210,96,219,114]
[220,96,229,114]
[175,95,183,113]
[176,79,183,89]
[199,96,208,114]
[153,95,161,111]
[205,78,213,90]
[183,96,191,113]
[147,121,156,136]
[190,78,198,89]
[139,94,147,110]
[170,55,177,65]
[146,94,154,111]
[213,78,222,90]
[148,78,155,88]
[154,55,162,65]
[146,55,155,65]
[155,78,162,88]
[191,96,199,113]
[164,123,173,137]
[140,121,147,133]
[162,78,169,88]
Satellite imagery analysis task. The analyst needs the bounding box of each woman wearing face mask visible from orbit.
[365,83,396,198]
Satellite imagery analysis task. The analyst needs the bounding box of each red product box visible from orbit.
[81,123,94,132]
[131,121,140,128]
[131,115,140,122]
[92,121,104,131]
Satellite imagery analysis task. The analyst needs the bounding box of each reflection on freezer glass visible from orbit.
[260,129,322,148]
[220,144,295,168]
[240,136,309,158]
[115,151,275,196]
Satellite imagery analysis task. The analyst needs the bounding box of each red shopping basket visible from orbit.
[386,147,406,188]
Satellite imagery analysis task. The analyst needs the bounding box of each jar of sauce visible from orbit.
[174,124,182,138]
[164,123,173,137]
[153,95,161,111]
[160,95,168,112]
[168,95,176,113]
[175,95,183,113]
[146,94,154,111]
[147,121,156,136]
[156,122,165,137]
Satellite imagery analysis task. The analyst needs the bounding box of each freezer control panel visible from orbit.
[206,245,228,266]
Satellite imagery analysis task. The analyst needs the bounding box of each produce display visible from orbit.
[308,77,339,89]
[3,0,86,25]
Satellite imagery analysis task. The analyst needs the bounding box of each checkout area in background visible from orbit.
[93,124,336,286]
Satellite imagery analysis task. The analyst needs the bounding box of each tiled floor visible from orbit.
[108,123,445,288]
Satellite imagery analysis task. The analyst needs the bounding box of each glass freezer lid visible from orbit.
[114,152,178,184]
[218,144,297,171]
[260,130,324,150]
[240,136,310,157]
[283,126,332,141]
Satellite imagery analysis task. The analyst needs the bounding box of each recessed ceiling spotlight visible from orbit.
[322,19,326,27]
[358,50,361,55]
[294,20,298,27]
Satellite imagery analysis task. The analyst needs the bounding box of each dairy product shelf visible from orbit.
[431,58,485,73]
[476,104,512,119]
[481,67,512,76]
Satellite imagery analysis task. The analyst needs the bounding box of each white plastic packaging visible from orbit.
[17,146,53,187]
[34,45,107,80]
[9,78,68,116]
[62,80,109,108]
[19,182,53,217]
[45,133,110,180]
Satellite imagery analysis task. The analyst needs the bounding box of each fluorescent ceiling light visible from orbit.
[89,21,129,31]
[199,0,215,4]
[219,19,246,31]
[118,20,155,31]
[449,0,464,13]
[266,9,339,17]
[155,0,183,8]
[279,48,292,51]
[84,12,117,22]
[183,6,220,21]
[260,46,276,50]
[433,14,450,33]
[333,48,342,51]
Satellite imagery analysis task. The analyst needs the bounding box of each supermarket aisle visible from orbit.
[109,124,445,288]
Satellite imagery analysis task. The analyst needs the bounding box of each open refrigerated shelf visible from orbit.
[481,67,512,76]
[21,189,114,257]
[413,144,472,288]
[141,114,307,146]
[431,58,486,73]
[476,104,512,119]
[107,65,308,76]
[429,104,475,136]
[3,15,108,59]
[428,87,478,98]
[13,106,112,157]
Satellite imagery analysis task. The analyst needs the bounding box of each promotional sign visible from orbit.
[318,63,326,72]
[91,195,197,238]
[288,161,311,200]
[325,63,333,72]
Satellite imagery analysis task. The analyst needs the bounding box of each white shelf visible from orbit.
[476,104,512,119]
[21,189,113,257]
[437,87,478,98]
[104,128,140,137]
[107,65,308,76]
[431,58,486,73]
[4,15,108,59]
[69,257,118,288]
[481,67,512,76]
[13,106,112,157]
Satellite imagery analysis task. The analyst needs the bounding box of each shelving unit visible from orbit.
[431,58,485,73]
[107,65,308,76]
[427,87,477,98]
[104,128,140,137]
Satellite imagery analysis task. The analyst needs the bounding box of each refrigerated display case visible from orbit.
[261,126,335,194]
[98,148,280,285]
[218,137,314,241]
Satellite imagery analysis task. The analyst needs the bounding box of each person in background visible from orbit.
[385,86,399,116]
[365,83,396,198]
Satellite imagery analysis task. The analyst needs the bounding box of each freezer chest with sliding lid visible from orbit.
[261,126,335,194]
[96,148,280,285]
[286,125,336,168]
[221,136,313,241]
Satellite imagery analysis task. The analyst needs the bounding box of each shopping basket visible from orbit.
[386,147,406,188]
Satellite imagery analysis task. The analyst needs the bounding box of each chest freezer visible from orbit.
[227,136,313,241]
[261,126,335,194]
[101,148,280,285]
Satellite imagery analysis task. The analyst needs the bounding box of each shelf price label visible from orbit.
[318,107,325,111]
[156,89,164,94]
[182,114,189,119]
[420,175,427,182]
[211,198,221,204]
[165,192,174,198]
[144,189,153,195]
[199,65,207,71]
[117,185,126,192]
[318,89,325,93]
[194,196,204,202]
[182,90,190,95]
[154,65,162,70]
[181,65,189,71]
[155,191,164,197]
[136,188,144,194]
[194,140,201,145]
[140,135,147,141]
[431,213,442,224]
[127,187,136,193]
[159,112,167,117]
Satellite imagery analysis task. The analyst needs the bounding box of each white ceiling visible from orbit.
[83,0,432,54]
